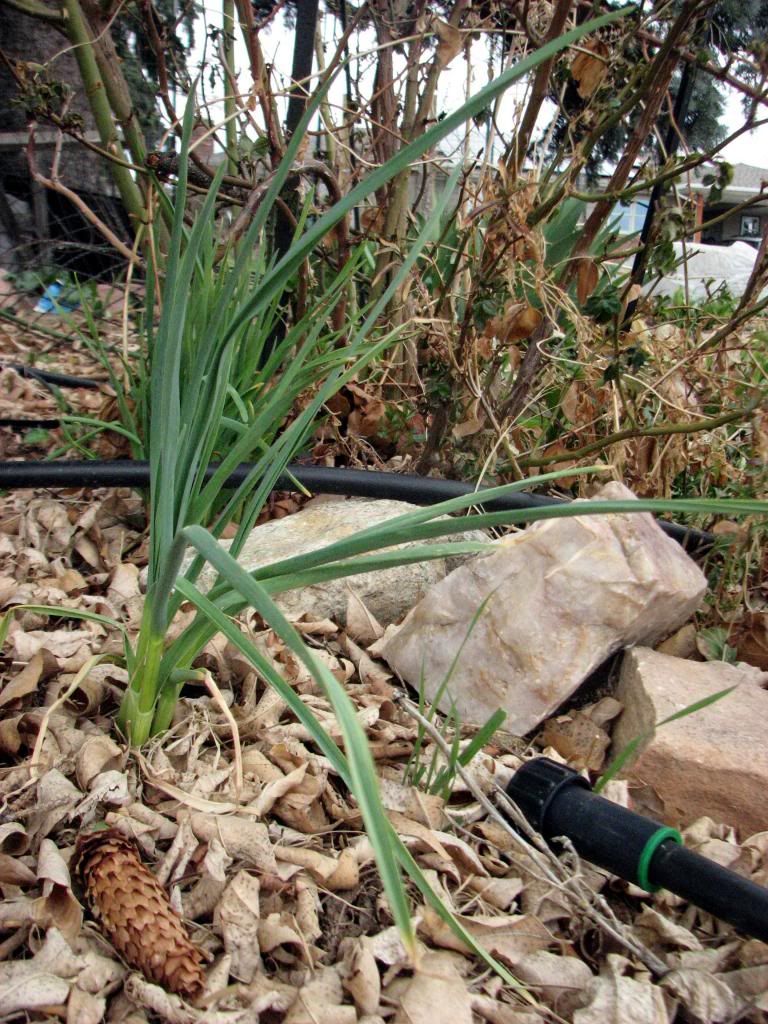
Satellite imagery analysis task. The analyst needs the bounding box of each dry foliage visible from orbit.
[0,462,765,1021]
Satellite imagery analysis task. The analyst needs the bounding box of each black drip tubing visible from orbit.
[1,363,104,391]
[506,758,768,942]
[0,459,714,553]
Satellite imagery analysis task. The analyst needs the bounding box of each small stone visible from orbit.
[381,482,706,735]
[612,647,768,836]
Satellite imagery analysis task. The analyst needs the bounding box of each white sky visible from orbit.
[188,4,768,172]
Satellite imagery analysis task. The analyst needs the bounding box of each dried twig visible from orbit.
[395,692,670,977]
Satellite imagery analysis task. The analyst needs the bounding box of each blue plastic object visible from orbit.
[34,281,80,314]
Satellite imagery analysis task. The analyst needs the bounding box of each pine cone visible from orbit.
[74,827,204,1000]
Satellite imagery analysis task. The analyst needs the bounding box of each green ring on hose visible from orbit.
[636,826,683,892]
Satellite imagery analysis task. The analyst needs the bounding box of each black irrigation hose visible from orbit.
[506,758,768,942]
[0,419,63,429]
[1,363,104,391]
[0,459,714,553]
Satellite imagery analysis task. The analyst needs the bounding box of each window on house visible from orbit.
[741,215,761,238]
[618,199,649,234]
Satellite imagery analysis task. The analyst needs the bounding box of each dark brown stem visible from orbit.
[497,316,555,423]
[575,0,709,259]
[506,0,574,177]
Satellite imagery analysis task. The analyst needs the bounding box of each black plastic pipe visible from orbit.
[506,757,768,942]
[0,459,714,553]
[0,419,63,429]
[1,363,103,390]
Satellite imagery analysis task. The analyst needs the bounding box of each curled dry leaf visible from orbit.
[339,936,381,1015]
[36,838,83,941]
[514,951,593,1018]
[729,612,768,671]
[0,851,36,886]
[187,813,277,873]
[0,949,71,1015]
[275,843,358,889]
[378,778,444,829]
[577,258,600,306]
[573,955,672,1024]
[122,974,198,1024]
[633,905,703,951]
[395,950,475,1024]
[76,735,125,790]
[420,904,552,965]
[571,40,610,98]
[0,651,45,710]
[29,768,82,842]
[284,966,357,1024]
[67,987,107,1024]
[435,18,463,68]
[214,870,262,983]
[346,591,384,646]
[660,969,741,1023]
[538,711,611,771]
[716,964,768,1011]
[258,911,320,967]
[0,822,28,856]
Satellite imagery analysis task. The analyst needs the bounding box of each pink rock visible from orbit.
[613,647,768,837]
[381,483,706,735]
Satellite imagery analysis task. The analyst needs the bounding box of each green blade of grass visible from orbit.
[173,528,416,956]
[594,685,738,793]
[171,566,533,998]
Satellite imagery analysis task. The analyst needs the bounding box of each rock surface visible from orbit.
[185,496,488,626]
[612,646,768,836]
[381,482,707,735]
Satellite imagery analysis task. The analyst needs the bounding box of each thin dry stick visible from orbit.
[396,694,670,977]
[27,121,140,266]
[202,671,243,797]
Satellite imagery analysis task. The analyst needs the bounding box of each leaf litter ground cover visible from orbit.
[1,492,768,1021]
[0,324,767,1022]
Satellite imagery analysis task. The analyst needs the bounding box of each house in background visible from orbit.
[694,163,767,246]
[613,162,767,246]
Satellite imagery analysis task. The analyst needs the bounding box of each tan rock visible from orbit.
[612,647,768,836]
[184,496,488,626]
[381,482,706,735]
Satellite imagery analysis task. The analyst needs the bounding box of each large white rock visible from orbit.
[612,647,768,836]
[381,482,707,735]
[186,496,488,626]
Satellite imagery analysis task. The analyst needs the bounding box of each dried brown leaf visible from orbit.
[346,591,384,646]
[66,986,107,1024]
[435,19,462,68]
[215,869,262,983]
[571,41,610,98]
[0,652,44,709]
[76,735,124,790]
[539,712,610,771]
[285,967,357,1024]
[660,969,741,1023]
[515,951,593,1017]
[577,258,600,305]
[0,852,35,886]
[340,937,381,1015]
[574,955,671,1024]
[397,951,474,1023]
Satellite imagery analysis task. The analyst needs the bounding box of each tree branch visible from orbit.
[515,398,762,469]
[0,0,64,23]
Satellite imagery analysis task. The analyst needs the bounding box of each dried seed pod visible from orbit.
[73,827,204,1000]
